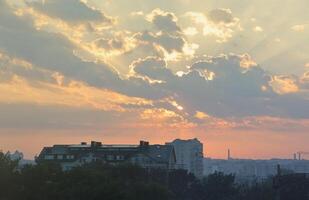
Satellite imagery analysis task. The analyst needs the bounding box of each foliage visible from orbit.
[0,155,308,200]
[0,151,20,199]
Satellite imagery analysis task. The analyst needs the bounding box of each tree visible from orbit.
[276,174,309,200]
[201,172,239,200]
[168,169,200,200]
[1,155,308,200]
[239,179,275,200]
[0,151,20,200]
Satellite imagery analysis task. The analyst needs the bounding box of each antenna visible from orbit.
[296,151,309,160]
[228,149,231,160]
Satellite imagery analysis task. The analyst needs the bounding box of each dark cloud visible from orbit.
[0,0,168,102]
[130,54,309,119]
[0,51,66,85]
[0,0,125,90]
[147,9,181,33]
[27,0,113,24]
[130,57,173,81]
[132,9,190,55]
[207,8,237,24]
[94,38,124,51]
[135,31,186,53]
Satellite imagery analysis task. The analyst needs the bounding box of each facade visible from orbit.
[204,158,309,183]
[36,141,176,171]
[167,138,204,178]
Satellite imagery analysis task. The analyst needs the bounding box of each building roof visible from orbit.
[143,145,175,164]
[37,141,176,165]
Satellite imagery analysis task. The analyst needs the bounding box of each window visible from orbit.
[116,155,124,160]
[57,155,63,160]
[64,166,70,170]
[66,155,74,159]
[44,155,54,160]
[107,155,114,161]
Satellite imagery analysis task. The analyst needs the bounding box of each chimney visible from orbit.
[228,149,231,160]
[91,141,102,147]
[139,140,149,147]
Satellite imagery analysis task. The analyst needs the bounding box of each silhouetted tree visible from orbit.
[276,174,309,200]
[200,172,239,200]
[2,155,309,200]
[239,179,275,200]
[0,151,20,200]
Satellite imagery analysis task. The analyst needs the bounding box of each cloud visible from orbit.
[140,108,188,127]
[130,9,199,61]
[0,0,308,137]
[128,53,308,119]
[0,51,53,83]
[291,24,306,32]
[131,9,200,61]
[130,11,144,17]
[0,52,152,112]
[207,8,237,25]
[0,1,125,92]
[91,32,137,57]
[300,71,309,89]
[146,9,181,33]
[0,0,170,104]
[27,0,114,25]
[232,116,309,133]
[183,27,198,36]
[270,75,299,94]
[130,56,173,82]
[133,54,269,117]
[94,38,124,50]
[135,31,185,54]
[253,26,263,32]
[185,9,240,42]
[194,111,210,120]
[134,31,199,62]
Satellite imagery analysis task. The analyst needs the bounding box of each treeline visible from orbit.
[0,152,308,200]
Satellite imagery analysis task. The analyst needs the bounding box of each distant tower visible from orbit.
[228,149,231,160]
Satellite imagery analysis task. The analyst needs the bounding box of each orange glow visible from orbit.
[1,127,309,160]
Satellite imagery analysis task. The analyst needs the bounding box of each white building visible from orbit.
[167,138,204,178]
[203,158,309,183]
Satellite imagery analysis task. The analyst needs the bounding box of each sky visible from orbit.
[0,0,308,159]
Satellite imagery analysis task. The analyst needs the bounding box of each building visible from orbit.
[36,141,176,171]
[166,138,204,178]
[204,158,309,183]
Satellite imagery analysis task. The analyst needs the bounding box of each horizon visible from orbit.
[0,0,309,160]
[2,137,309,161]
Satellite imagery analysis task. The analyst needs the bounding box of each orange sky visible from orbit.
[1,128,308,160]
